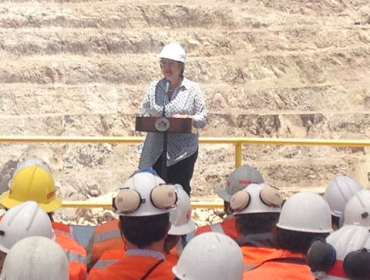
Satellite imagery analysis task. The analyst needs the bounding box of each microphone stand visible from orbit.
[161,81,171,181]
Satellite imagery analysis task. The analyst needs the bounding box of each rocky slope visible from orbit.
[0,0,370,222]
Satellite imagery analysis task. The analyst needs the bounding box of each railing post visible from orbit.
[235,143,242,168]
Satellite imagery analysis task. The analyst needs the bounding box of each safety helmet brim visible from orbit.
[168,220,196,235]
[217,188,232,202]
[0,192,62,213]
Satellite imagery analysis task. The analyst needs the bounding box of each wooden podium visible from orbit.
[135,116,197,181]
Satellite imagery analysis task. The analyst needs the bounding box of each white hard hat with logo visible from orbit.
[159,43,186,63]
[113,172,177,217]
[168,185,196,235]
[173,232,244,280]
[0,236,68,280]
[0,201,55,253]
[323,175,363,218]
[218,165,264,202]
[343,190,370,229]
[277,192,332,233]
[230,183,283,215]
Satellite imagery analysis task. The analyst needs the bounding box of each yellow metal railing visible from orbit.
[2,136,370,209]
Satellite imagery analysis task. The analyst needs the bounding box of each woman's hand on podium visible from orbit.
[172,114,193,118]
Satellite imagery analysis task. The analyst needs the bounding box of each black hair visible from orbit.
[179,63,185,78]
[236,213,280,235]
[119,213,169,249]
[276,227,329,254]
[47,212,54,221]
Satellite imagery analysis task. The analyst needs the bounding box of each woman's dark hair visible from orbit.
[179,63,185,78]
[276,227,329,254]
[119,213,169,249]
[236,213,280,235]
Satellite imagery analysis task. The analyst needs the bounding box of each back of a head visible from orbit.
[0,165,62,213]
[231,184,282,235]
[0,236,68,280]
[114,172,177,248]
[173,232,244,280]
[276,192,332,253]
[217,165,264,202]
[0,201,55,253]
[114,172,176,217]
[343,190,370,229]
[307,225,370,280]
[324,175,363,218]
[168,185,196,236]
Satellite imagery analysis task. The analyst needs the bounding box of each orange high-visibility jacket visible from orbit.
[195,216,241,240]
[243,249,314,280]
[56,233,87,280]
[87,254,175,280]
[87,219,123,269]
[52,221,73,238]
[90,247,179,273]
[241,246,279,270]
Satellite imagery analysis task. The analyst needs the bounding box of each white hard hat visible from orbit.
[114,172,177,217]
[8,158,52,188]
[307,225,370,280]
[173,232,244,280]
[231,184,283,215]
[343,190,370,229]
[323,175,363,218]
[159,43,186,63]
[218,165,264,202]
[277,192,332,233]
[327,225,370,261]
[168,185,196,235]
[15,158,51,174]
[0,236,68,280]
[0,201,55,253]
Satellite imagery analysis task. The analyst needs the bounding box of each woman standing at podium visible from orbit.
[138,42,207,195]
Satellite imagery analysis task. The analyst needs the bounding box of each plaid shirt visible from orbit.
[139,78,207,168]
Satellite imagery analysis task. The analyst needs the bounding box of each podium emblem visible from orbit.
[154,118,170,132]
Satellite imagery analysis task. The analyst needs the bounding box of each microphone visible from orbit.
[165,80,171,94]
[162,80,171,117]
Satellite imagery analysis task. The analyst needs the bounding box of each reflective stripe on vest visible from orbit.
[210,223,225,234]
[244,264,257,272]
[94,229,121,243]
[64,249,87,265]
[93,258,119,270]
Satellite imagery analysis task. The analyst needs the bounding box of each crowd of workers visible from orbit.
[0,157,370,280]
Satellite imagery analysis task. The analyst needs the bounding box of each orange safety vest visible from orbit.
[241,246,278,270]
[52,221,73,238]
[195,216,241,240]
[164,248,179,266]
[243,249,314,280]
[87,219,123,269]
[90,246,179,273]
[56,233,87,280]
[87,254,175,280]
